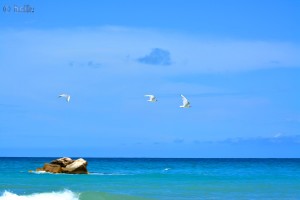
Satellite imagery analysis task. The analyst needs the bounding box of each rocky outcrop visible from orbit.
[35,157,88,174]
[62,158,88,174]
[42,163,62,173]
[50,157,74,167]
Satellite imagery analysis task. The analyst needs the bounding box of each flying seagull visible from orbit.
[144,95,157,102]
[180,94,191,108]
[58,94,71,103]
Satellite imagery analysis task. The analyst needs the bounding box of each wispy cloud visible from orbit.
[189,135,300,147]
[1,26,300,74]
[173,138,184,144]
[219,134,300,145]
[69,61,102,69]
[285,116,300,123]
[137,48,172,66]
[0,103,19,108]
[273,133,282,138]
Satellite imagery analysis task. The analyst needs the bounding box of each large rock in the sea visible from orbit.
[62,158,88,174]
[35,157,88,174]
[50,157,74,167]
[36,163,62,173]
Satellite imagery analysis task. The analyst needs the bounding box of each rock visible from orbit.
[36,167,44,172]
[42,163,62,173]
[50,157,74,167]
[34,157,88,174]
[62,158,88,174]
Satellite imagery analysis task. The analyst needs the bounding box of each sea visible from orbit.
[0,158,300,200]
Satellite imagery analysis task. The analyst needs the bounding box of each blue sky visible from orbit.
[0,0,300,157]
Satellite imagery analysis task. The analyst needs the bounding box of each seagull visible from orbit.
[58,94,71,103]
[180,94,191,108]
[144,95,157,102]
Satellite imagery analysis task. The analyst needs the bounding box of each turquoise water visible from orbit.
[0,158,300,199]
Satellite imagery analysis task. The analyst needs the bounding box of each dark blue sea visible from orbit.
[0,158,300,199]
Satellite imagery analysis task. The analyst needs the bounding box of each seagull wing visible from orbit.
[66,95,71,102]
[145,95,154,100]
[181,95,188,105]
[59,94,67,98]
[59,94,70,102]
[145,95,154,98]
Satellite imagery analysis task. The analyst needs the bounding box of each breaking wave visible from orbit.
[0,190,79,200]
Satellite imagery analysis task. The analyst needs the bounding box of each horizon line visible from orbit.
[0,156,299,159]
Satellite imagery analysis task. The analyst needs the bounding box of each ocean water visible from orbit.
[0,158,300,199]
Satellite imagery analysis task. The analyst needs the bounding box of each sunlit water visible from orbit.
[1,158,300,199]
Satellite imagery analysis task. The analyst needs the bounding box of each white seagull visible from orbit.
[180,94,191,108]
[58,94,71,103]
[144,95,157,102]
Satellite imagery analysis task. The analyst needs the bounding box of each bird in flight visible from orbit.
[180,94,191,108]
[58,94,71,103]
[144,95,157,102]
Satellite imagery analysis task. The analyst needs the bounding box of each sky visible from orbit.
[0,0,300,157]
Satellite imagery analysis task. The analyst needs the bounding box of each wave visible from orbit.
[29,171,129,176]
[29,171,74,175]
[0,191,153,200]
[29,170,51,174]
[0,190,79,200]
[89,172,129,176]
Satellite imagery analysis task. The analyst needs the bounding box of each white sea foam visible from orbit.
[29,171,76,175]
[30,171,127,176]
[30,171,49,174]
[89,172,129,176]
[0,190,79,200]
